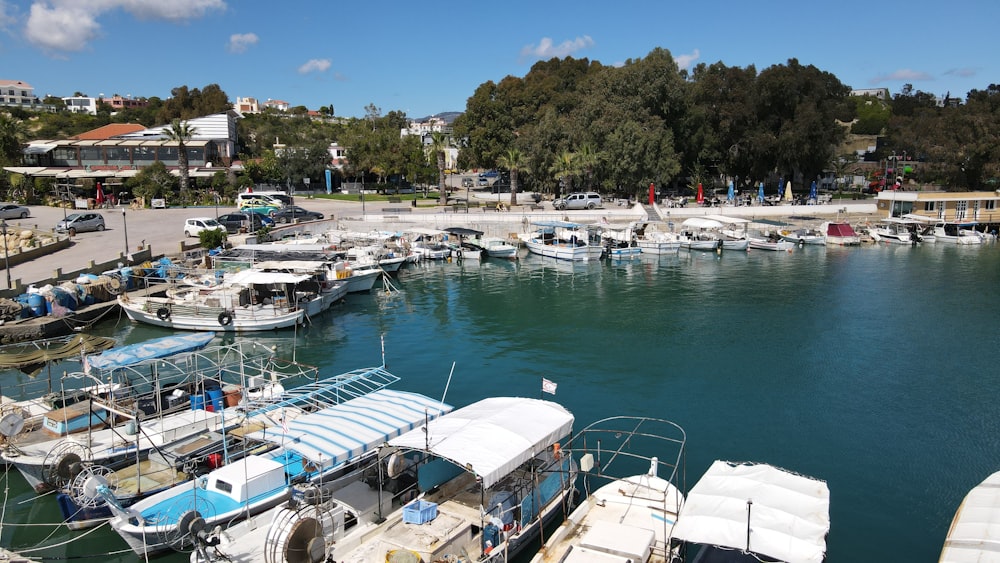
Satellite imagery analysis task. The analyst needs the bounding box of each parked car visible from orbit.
[553,192,603,210]
[183,217,226,237]
[461,178,474,188]
[0,203,30,220]
[477,177,489,187]
[216,212,269,234]
[236,196,282,215]
[56,212,105,235]
[269,206,324,223]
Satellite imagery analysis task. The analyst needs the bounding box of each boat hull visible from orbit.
[526,239,604,261]
[120,298,304,332]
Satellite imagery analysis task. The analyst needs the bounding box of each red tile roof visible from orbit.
[70,123,147,140]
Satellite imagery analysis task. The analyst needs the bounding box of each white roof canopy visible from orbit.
[940,470,1000,563]
[246,390,452,467]
[388,397,573,488]
[226,269,311,285]
[672,460,831,563]
[681,217,724,230]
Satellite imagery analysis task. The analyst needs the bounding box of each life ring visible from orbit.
[156,307,170,321]
[218,312,233,326]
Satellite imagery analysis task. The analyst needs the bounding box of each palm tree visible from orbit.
[576,144,599,191]
[427,132,451,205]
[497,148,525,207]
[161,119,198,199]
[549,149,578,196]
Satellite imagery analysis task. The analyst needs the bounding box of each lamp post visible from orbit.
[121,207,130,263]
[1,220,10,289]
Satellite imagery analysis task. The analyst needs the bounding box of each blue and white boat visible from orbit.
[107,387,452,556]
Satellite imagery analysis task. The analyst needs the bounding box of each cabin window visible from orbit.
[214,480,233,494]
[923,201,936,212]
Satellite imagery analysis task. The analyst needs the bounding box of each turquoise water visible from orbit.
[3,243,1000,562]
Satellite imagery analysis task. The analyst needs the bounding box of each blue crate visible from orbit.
[402,499,438,524]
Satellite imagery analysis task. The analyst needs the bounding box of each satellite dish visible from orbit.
[386,452,405,479]
[0,411,25,438]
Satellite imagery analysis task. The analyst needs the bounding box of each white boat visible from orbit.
[934,220,985,245]
[530,416,687,563]
[822,222,861,246]
[939,470,1000,563]
[444,227,485,260]
[634,221,682,255]
[475,236,519,259]
[705,214,751,251]
[901,214,937,242]
[332,397,578,563]
[345,244,407,273]
[214,246,382,294]
[779,226,827,245]
[598,222,643,259]
[874,217,922,244]
[525,221,605,261]
[748,231,796,251]
[408,227,452,259]
[107,386,451,556]
[679,217,724,251]
[672,460,831,563]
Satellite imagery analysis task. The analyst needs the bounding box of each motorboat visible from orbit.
[107,383,451,556]
[408,228,452,260]
[634,221,682,255]
[780,226,827,245]
[939,470,1000,562]
[874,217,922,245]
[934,220,985,245]
[525,221,605,261]
[443,227,485,260]
[672,460,831,563]
[823,222,861,246]
[679,217,724,251]
[214,245,382,294]
[597,222,643,259]
[530,416,687,563]
[330,397,578,563]
[748,231,796,251]
[901,214,937,242]
[474,236,519,260]
[705,214,751,251]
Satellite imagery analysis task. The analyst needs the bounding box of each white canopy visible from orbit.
[681,217,724,230]
[226,269,311,285]
[388,397,573,488]
[245,389,452,468]
[703,214,751,225]
[940,470,1000,562]
[672,460,831,563]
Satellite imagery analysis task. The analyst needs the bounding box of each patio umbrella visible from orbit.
[648,183,655,205]
[95,182,104,206]
[758,183,765,204]
[809,180,818,201]
[696,183,704,204]
[727,181,735,202]
[784,180,793,202]
[778,177,783,197]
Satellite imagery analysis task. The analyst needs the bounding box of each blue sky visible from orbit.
[1,0,995,119]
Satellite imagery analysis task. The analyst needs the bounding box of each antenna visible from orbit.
[441,361,455,408]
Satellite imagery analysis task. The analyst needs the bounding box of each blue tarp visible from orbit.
[87,332,216,371]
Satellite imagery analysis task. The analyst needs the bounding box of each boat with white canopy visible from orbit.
[525,221,605,261]
[939,469,1000,563]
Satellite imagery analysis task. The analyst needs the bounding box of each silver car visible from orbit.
[0,203,30,220]
[56,212,106,235]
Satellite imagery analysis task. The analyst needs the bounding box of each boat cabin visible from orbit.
[205,454,287,504]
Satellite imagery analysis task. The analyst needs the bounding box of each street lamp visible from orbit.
[121,207,130,263]
[1,220,10,289]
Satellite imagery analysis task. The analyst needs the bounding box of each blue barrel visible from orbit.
[28,294,45,317]
[206,389,224,412]
[190,394,206,411]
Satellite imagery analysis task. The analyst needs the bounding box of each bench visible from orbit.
[381,207,411,213]
[387,197,402,204]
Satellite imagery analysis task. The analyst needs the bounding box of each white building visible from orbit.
[234,96,260,114]
[0,79,42,109]
[62,96,98,115]
[263,99,289,112]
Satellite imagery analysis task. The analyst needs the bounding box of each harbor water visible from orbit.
[2,242,999,562]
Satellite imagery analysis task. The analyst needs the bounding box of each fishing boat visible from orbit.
[214,245,383,293]
[779,227,827,245]
[443,227,485,260]
[597,222,642,259]
[748,231,796,251]
[525,221,605,261]
[471,235,519,260]
[634,221,682,255]
[706,215,751,251]
[672,460,831,563]
[822,222,861,246]
[939,469,1000,563]
[407,228,452,260]
[332,397,578,563]
[678,218,725,251]
[530,416,687,563]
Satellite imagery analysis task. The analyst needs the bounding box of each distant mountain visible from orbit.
[416,111,462,124]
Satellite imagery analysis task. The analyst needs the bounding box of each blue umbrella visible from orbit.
[727,181,735,202]
[778,177,784,196]
[758,183,765,204]
[809,180,817,201]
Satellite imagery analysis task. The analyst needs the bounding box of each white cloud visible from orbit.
[944,67,977,78]
[673,49,700,70]
[520,35,594,60]
[869,69,933,85]
[298,59,331,74]
[24,0,225,53]
[0,1,17,30]
[227,32,258,53]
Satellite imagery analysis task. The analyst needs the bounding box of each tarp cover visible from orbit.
[826,223,857,237]
[672,460,830,563]
[939,470,1000,563]
[246,389,452,468]
[389,397,573,488]
[87,332,216,371]
[227,269,312,285]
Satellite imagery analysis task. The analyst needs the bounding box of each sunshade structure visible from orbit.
[226,269,312,285]
[681,217,724,230]
[672,460,831,563]
[245,389,453,468]
[784,181,794,202]
[443,227,484,237]
[86,332,216,371]
[388,397,573,488]
[940,470,1000,563]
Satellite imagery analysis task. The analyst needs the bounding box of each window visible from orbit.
[79,146,102,164]
[105,146,130,165]
[157,146,178,164]
[985,200,996,211]
[955,200,968,220]
[214,480,233,494]
[185,147,205,165]
[133,146,155,162]
[923,201,936,212]
[52,147,78,166]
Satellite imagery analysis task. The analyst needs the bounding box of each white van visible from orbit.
[236,191,292,208]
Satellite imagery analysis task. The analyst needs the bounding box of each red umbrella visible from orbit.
[95,182,105,206]
[648,183,655,205]
[696,183,704,203]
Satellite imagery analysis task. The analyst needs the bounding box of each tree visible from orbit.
[497,148,525,206]
[549,149,578,196]
[126,161,177,203]
[427,132,451,205]
[161,119,198,200]
[0,113,27,166]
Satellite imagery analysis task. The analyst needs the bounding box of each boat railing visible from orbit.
[243,364,401,416]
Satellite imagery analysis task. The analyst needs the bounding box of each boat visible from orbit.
[822,222,861,246]
[874,217,922,245]
[779,226,827,245]
[525,220,605,261]
[705,215,751,251]
[331,396,578,563]
[214,245,384,294]
[106,382,451,556]
[901,214,937,242]
[443,227,485,260]
[671,460,831,563]
[934,220,985,245]
[939,469,1000,563]
[748,231,796,251]
[474,236,519,260]
[530,416,687,563]
[407,228,452,260]
[598,222,643,259]
[678,218,724,251]
[635,221,682,255]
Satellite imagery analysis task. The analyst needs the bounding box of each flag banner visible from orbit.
[542,378,557,395]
